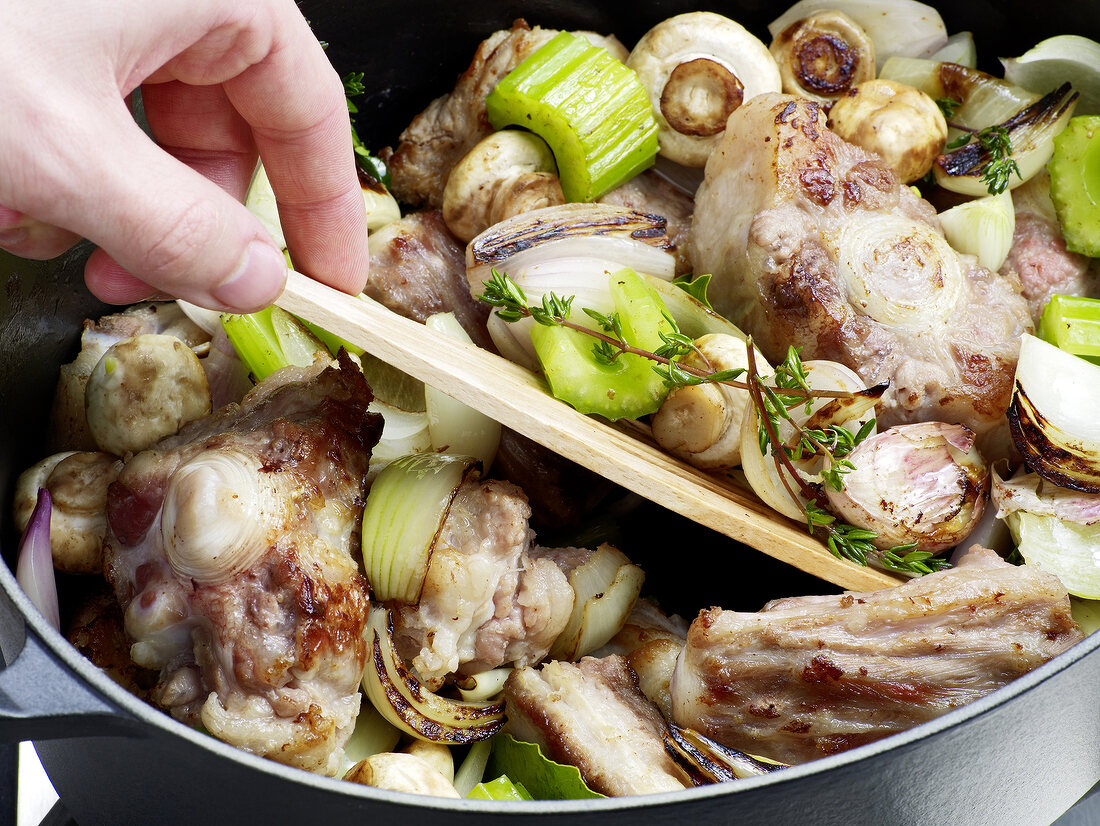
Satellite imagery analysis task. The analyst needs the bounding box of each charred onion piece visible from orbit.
[664,723,782,785]
[770,11,874,106]
[361,605,505,743]
[934,83,1079,196]
[1008,334,1100,493]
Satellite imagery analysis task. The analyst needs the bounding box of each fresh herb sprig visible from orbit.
[342,71,390,186]
[945,123,1021,195]
[480,271,944,576]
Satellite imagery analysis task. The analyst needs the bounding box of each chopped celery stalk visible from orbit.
[1037,295,1100,363]
[467,775,534,801]
[299,317,365,358]
[531,268,675,421]
[486,31,658,203]
[269,307,328,367]
[221,308,286,381]
[1048,115,1100,256]
[453,739,493,798]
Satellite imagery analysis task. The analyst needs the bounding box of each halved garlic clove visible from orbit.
[161,449,288,584]
[626,12,781,167]
[361,606,505,743]
[343,752,460,798]
[824,421,989,552]
[770,10,875,106]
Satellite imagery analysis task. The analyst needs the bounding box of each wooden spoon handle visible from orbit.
[277,270,902,591]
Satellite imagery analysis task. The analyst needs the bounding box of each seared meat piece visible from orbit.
[393,477,573,688]
[504,655,689,796]
[365,210,492,350]
[48,302,208,453]
[386,22,557,208]
[1000,172,1099,324]
[595,599,689,720]
[689,94,1032,446]
[102,353,381,776]
[599,169,695,275]
[671,546,1084,766]
[67,581,157,700]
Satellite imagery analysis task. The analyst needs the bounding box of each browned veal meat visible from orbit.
[364,210,492,350]
[689,94,1032,449]
[1000,172,1099,324]
[392,477,574,689]
[385,22,557,208]
[67,581,157,700]
[598,169,695,275]
[102,353,382,776]
[504,655,689,796]
[670,546,1083,766]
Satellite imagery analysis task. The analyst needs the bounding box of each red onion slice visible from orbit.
[16,488,60,630]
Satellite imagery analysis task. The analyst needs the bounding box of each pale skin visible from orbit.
[0,0,370,312]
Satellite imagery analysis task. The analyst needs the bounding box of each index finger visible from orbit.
[223,8,369,296]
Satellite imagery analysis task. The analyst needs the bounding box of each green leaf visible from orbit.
[485,734,604,800]
[672,273,714,310]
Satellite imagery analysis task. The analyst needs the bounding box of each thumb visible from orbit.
[68,111,287,312]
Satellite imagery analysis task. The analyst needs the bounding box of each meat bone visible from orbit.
[277,269,903,592]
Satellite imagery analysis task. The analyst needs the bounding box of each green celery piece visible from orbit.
[1037,294,1100,364]
[466,775,535,801]
[221,308,287,381]
[298,317,365,358]
[485,734,603,800]
[1048,115,1100,256]
[486,31,658,202]
[531,269,675,421]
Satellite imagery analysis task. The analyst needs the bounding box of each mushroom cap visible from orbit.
[627,12,780,167]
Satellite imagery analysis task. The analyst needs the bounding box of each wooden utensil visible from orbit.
[277,270,903,591]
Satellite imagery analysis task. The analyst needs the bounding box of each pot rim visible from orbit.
[2,542,1096,813]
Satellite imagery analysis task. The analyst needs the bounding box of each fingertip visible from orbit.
[211,239,288,312]
[84,250,159,305]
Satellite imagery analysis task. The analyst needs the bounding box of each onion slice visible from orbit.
[424,313,502,469]
[664,723,782,784]
[1008,334,1100,492]
[361,453,481,604]
[16,489,60,630]
[361,606,505,743]
[549,543,645,661]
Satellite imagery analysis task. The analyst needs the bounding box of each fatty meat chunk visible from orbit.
[689,94,1032,450]
[670,546,1084,766]
[504,655,689,796]
[102,353,381,776]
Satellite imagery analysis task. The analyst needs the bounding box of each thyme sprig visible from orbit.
[945,123,1021,195]
[479,271,945,576]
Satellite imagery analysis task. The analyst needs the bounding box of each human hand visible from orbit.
[0,0,369,312]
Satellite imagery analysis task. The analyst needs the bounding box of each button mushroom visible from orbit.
[441,130,565,243]
[650,333,764,470]
[13,450,122,574]
[770,10,875,107]
[85,333,212,457]
[827,78,947,183]
[626,12,781,168]
[343,752,461,798]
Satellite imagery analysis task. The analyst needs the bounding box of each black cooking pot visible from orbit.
[2,1,1099,823]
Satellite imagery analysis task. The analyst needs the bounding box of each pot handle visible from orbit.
[0,582,136,743]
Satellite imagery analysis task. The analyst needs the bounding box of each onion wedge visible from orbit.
[1008,334,1100,493]
[16,489,59,630]
[361,454,481,604]
[361,606,505,743]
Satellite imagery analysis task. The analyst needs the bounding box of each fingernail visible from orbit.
[213,241,288,311]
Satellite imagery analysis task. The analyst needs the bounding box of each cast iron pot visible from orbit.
[1,1,1099,823]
